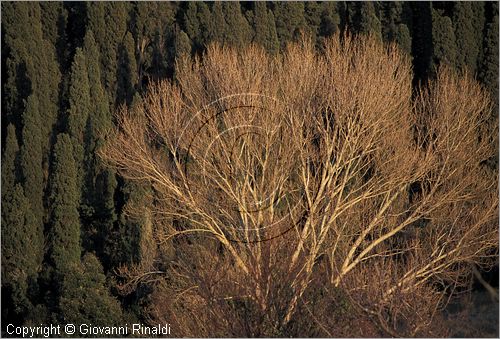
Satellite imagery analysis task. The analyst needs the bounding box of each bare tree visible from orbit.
[101,34,498,337]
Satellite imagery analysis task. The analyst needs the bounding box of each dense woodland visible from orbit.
[1,1,499,336]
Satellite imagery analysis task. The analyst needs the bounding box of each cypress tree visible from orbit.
[183,2,201,45]
[395,23,412,55]
[354,2,382,40]
[251,2,279,54]
[479,2,499,119]
[211,2,227,44]
[379,2,412,54]
[83,31,112,143]
[80,31,119,261]
[19,95,45,265]
[117,32,138,106]
[431,8,458,71]
[48,133,81,272]
[174,27,192,59]
[93,169,119,270]
[86,2,129,106]
[40,2,68,67]
[304,1,321,39]
[67,48,91,197]
[2,2,61,160]
[223,2,252,48]
[1,124,41,318]
[81,30,113,211]
[273,2,307,50]
[453,2,484,74]
[319,2,340,38]
[173,25,193,82]
[1,185,38,318]
[59,253,123,329]
[197,2,215,49]
[132,2,176,84]
[2,124,20,193]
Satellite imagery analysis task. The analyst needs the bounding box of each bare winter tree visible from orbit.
[101,34,498,337]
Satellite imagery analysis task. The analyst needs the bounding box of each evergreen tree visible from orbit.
[211,2,227,44]
[86,2,129,106]
[59,253,123,330]
[183,2,201,45]
[251,2,279,54]
[19,95,45,265]
[304,1,321,41]
[453,2,484,74]
[379,2,412,54]
[67,48,91,197]
[48,133,81,271]
[92,169,119,270]
[197,2,215,49]
[273,2,307,50]
[40,2,68,68]
[223,2,252,48]
[319,2,340,38]
[395,23,412,55]
[1,185,38,318]
[479,2,499,119]
[80,31,121,269]
[83,31,112,144]
[2,124,20,193]
[81,30,113,210]
[2,2,61,160]
[132,2,176,84]
[347,2,382,40]
[1,124,41,319]
[174,27,192,60]
[431,8,458,71]
[117,32,138,105]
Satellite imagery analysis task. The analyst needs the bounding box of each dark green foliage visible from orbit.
[19,95,45,266]
[453,2,484,74]
[40,2,69,67]
[358,2,382,39]
[117,32,138,105]
[107,181,148,267]
[2,2,61,159]
[174,27,193,60]
[223,2,252,48]
[59,253,123,329]
[48,133,81,271]
[346,2,382,39]
[318,2,340,38]
[251,2,279,54]
[380,2,412,54]
[211,2,227,43]
[173,25,193,81]
[131,1,176,84]
[83,31,112,142]
[2,124,41,318]
[395,23,412,55]
[431,8,458,70]
[86,2,129,106]
[2,124,20,193]
[1,185,38,316]
[479,2,499,113]
[67,48,91,197]
[90,169,119,270]
[183,2,202,45]
[273,2,307,50]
